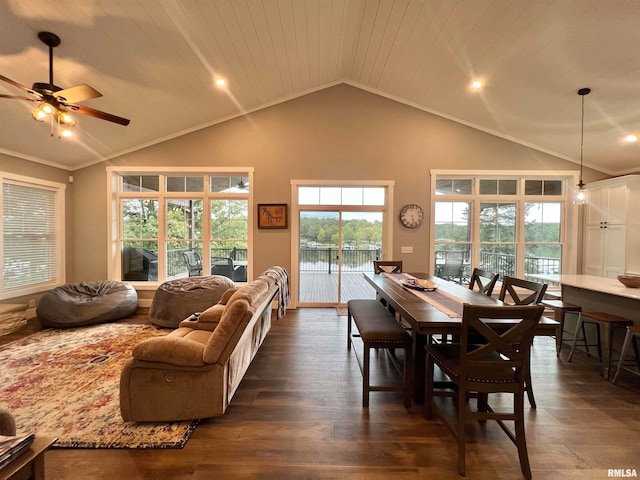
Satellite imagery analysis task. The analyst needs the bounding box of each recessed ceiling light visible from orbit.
[471,80,483,89]
[215,78,226,87]
[624,134,638,143]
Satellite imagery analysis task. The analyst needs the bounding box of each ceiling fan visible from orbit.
[0,31,130,137]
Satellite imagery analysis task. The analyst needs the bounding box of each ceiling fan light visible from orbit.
[42,103,54,114]
[59,111,76,126]
[60,129,73,137]
[32,104,50,121]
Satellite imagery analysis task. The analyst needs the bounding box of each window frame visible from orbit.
[1,172,66,300]
[430,170,580,280]
[107,167,253,288]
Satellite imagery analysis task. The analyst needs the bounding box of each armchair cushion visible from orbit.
[203,299,254,364]
[219,288,238,305]
[197,304,225,323]
[132,336,206,367]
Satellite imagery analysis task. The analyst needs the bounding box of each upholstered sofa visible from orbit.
[119,267,289,422]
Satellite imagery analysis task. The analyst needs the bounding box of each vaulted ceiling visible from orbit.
[1,0,639,173]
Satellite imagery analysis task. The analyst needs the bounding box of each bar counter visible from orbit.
[534,274,640,323]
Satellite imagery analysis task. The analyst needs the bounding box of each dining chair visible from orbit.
[498,276,547,305]
[424,303,544,479]
[372,260,406,333]
[468,268,499,297]
[373,260,403,274]
[497,276,547,409]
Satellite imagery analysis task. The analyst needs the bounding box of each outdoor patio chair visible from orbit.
[436,251,465,284]
[183,251,202,277]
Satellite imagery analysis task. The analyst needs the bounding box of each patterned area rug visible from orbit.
[0,323,198,449]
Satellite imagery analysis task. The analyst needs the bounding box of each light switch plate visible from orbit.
[401,246,413,254]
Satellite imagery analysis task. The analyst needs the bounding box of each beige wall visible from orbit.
[3,84,608,303]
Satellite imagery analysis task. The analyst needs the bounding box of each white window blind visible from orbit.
[1,175,65,298]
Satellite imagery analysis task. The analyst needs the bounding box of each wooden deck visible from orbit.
[299,271,376,304]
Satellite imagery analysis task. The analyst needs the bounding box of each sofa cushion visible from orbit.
[132,336,206,367]
[203,298,254,364]
[226,278,268,306]
[219,288,238,305]
[198,304,225,323]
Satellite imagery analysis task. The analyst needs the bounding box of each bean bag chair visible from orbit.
[36,281,138,328]
[149,275,235,327]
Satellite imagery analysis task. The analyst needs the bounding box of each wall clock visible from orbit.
[399,204,424,228]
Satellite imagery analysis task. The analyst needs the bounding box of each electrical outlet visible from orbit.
[28,299,36,308]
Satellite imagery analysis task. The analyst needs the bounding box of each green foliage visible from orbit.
[300,217,382,248]
[122,198,248,250]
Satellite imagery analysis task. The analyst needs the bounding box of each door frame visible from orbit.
[290,180,395,308]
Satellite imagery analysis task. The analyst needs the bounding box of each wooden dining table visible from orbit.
[363,272,560,404]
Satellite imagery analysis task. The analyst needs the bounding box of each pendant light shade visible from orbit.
[575,87,591,205]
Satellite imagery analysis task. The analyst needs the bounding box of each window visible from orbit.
[1,173,65,299]
[109,168,252,285]
[431,172,572,282]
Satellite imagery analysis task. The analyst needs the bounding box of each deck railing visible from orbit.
[480,251,560,279]
[299,248,382,273]
[165,247,560,280]
[167,247,248,277]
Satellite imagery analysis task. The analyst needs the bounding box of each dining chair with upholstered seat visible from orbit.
[497,276,547,409]
[498,276,547,305]
[468,268,499,297]
[373,260,403,274]
[372,260,405,332]
[424,303,544,479]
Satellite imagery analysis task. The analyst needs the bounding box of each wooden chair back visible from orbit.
[498,276,547,305]
[459,304,544,389]
[373,261,403,274]
[468,268,499,297]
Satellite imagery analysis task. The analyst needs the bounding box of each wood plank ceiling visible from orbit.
[0,0,639,174]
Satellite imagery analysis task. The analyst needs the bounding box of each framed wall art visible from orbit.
[257,203,288,229]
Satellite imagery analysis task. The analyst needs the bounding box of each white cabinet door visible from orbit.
[583,225,605,276]
[606,183,628,225]
[585,188,606,225]
[603,224,626,278]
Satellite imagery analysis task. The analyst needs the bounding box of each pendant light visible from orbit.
[575,87,591,205]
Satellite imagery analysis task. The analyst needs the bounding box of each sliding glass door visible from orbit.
[298,211,382,305]
[293,183,391,307]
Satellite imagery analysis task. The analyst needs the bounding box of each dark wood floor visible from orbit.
[3,308,640,479]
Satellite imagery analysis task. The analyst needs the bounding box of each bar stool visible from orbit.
[567,311,633,379]
[611,325,640,385]
[540,299,581,356]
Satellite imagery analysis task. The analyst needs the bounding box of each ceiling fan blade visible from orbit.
[0,94,39,102]
[68,103,130,126]
[0,74,38,96]
[54,84,102,104]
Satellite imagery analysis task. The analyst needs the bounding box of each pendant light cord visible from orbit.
[580,93,585,183]
[577,87,590,188]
